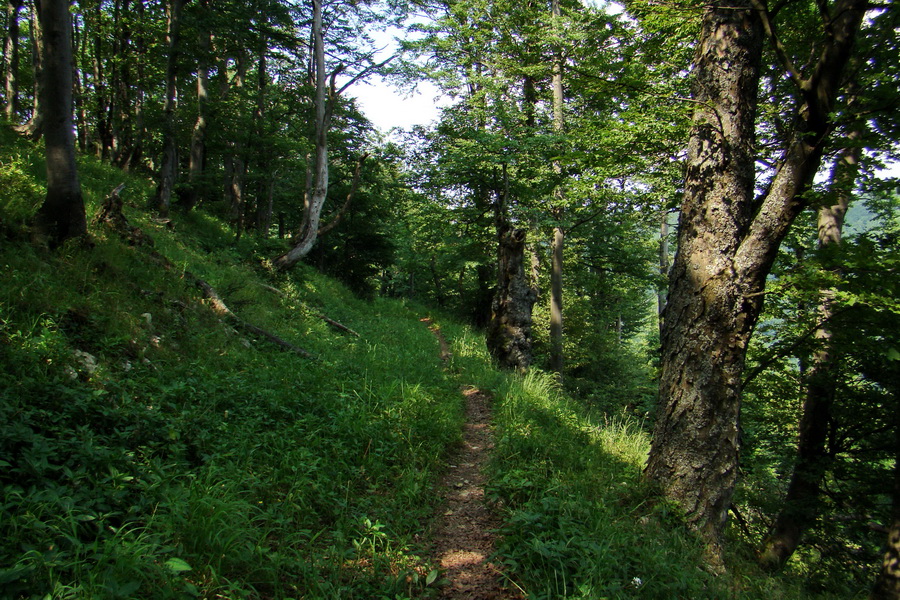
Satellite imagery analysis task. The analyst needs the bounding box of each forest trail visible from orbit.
[420,319,522,599]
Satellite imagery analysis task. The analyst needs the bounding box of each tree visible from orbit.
[32,0,86,246]
[3,0,24,120]
[273,0,392,269]
[759,129,860,569]
[151,0,188,216]
[644,0,867,565]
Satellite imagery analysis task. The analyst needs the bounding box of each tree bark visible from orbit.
[759,132,860,570]
[32,0,85,246]
[645,0,866,566]
[3,0,23,120]
[487,181,537,371]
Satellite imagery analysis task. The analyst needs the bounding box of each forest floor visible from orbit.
[421,319,523,599]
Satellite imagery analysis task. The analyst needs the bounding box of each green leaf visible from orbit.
[426,569,439,586]
[164,558,192,573]
[887,348,900,361]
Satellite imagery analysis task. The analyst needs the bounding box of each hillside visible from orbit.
[0,128,850,599]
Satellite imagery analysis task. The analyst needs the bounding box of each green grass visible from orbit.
[0,125,869,599]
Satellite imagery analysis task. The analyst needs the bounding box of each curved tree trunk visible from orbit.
[274,0,331,270]
[32,0,85,246]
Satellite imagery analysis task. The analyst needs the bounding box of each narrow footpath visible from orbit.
[420,319,522,599]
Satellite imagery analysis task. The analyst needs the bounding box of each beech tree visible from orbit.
[644,0,868,564]
[32,0,86,245]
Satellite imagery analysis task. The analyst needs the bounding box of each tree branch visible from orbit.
[751,0,806,91]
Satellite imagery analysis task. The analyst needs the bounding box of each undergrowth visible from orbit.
[0,125,863,599]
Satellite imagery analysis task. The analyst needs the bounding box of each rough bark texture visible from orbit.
[32,0,85,246]
[645,3,764,564]
[646,0,866,565]
[487,188,537,371]
[760,136,859,570]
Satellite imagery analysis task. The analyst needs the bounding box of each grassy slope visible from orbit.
[0,127,848,599]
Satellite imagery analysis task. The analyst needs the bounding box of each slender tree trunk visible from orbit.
[225,52,246,223]
[110,0,134,167]
[645,0,866,566]
[151,0,186,216]
[16,0,42,138]
[33,0,85,246]
[4,0,23,120]
[548,0,564,378]
[90,1,110,158]
[760,132,860,570]
[127,0,145,171]
[273,0,333,269]
[657,210,669,336]
[182,0,210,211]
[252,38,269,232]
[72,15,86,152]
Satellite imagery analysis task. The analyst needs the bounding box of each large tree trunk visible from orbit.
[759,133,860,570]
[32,0,85,246]
[487,183,537,371]
[645,0,866,566]
[151,0,186,216]
[3,0,23,120]
[645,4,764,563]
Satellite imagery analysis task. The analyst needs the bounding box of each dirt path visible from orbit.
[421,318,522,599]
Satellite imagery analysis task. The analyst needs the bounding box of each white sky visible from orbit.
[350,77,447,134]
